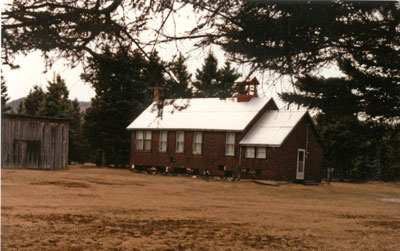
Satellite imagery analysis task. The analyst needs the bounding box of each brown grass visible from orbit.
[2,165,400,250]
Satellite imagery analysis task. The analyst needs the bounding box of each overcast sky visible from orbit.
[2,4,228,102]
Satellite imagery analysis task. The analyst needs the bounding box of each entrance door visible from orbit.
[296,149,305,180]
[14,140,41,168]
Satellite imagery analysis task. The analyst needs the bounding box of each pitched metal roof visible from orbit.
[127,97,272,131]
[239,110,307,147]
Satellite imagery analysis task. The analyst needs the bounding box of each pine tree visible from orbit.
[68,99,86,163]
[24,85,45,115]
[216,62,240,99]
[193,52,240,98]
[280,75,400,180]
[40,75,70,118]
[82,47,160,167]
[193,53,219,98]
[1,76,11,113]
[165,54,192,99]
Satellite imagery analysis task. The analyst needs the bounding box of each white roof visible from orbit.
[127,97,272,131]
[239,110,307,147]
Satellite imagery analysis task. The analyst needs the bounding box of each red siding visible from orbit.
[129,104,323,182]
[131,130,242,175]
[239,116,323,182]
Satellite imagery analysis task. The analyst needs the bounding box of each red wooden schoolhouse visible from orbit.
[127,78,323,182]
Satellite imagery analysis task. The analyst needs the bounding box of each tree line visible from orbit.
[2,50,239,167]
[2,1,399,180]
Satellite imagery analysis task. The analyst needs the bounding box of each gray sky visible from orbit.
[2,4,228,102]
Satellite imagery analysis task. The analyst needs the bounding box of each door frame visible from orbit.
[296,149,305,180]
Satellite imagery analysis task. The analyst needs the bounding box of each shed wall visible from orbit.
[1,116,69,170]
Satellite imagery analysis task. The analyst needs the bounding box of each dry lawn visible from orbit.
[2,165,400,250]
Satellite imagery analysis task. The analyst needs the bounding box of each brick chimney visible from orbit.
[153,87,163,102]
[235,77,260,102]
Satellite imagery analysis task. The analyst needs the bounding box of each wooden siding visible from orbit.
[1,114,69,170]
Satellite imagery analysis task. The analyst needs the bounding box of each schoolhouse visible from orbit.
[127,78,323,182]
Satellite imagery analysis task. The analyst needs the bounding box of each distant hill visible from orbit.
[6,97,91,112]
[7,97,25,111]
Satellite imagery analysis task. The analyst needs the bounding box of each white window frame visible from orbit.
[144,131,152,151]
[193,132,202,155]
[176,131,185,153]
[135,131,144,151]
[225,133,235,156]
[159,131,168,153]
[136,131,152,151]
[245,146,255,158]
[256,147,266,159]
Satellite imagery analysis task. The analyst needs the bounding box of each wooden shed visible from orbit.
[1,113,69,170]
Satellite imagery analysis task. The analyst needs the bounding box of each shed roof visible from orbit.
[239,110,307,147]
[127,97,272,131]
[1,113,70,123]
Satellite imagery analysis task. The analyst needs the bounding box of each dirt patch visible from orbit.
[30,181,90,188]
[10,214,312,250]
[338,214,369,219]
[18,214,97,225]
[85,179,145,186]
[365,220,400,230]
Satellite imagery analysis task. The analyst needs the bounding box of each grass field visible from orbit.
[2,165,400,250]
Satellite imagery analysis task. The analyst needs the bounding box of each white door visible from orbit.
[296,149,305,180]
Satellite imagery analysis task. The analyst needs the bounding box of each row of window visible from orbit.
[136,131,236,156]
[136,131,267,159]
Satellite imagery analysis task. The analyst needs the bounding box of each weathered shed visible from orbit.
[1,113,69,170]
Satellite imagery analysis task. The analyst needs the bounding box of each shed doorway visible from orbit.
[296,149,305,180]
[13,140,41,169]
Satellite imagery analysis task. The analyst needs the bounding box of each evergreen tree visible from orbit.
[40,75,70,118]
[194,53,219,98]
[1,76,11,113]
[24,85,45,115]
[193,52,240,98]
[217,62,241,98]
[193,1,399,120]
[281,75,400,181]
[68,99,86,163]
[82,47,160,167]
[165,54,192,99]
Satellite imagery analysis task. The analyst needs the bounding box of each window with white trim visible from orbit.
[193,132,202,155]
[176,131,185,153]
[144,131,152,151]
[245,146,255,158]
[159,131,168,152]
[225,133,235,156]
[136,131,144,151]
[136,131,152,151]
[256,147,266,159]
